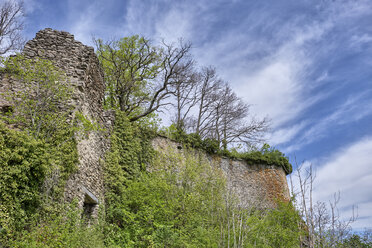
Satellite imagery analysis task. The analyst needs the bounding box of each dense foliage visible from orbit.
[104,112,156,228]
[0,122,48,237]
[105,146,226,247]
[1,106,302,247]
[0,56,79,246]
[8,201,105,248]
[103,117,301,247]
[0,119,79,247]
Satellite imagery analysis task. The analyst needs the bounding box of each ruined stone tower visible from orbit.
[22,28,109,217]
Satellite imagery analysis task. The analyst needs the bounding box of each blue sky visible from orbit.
[21,0,372,229]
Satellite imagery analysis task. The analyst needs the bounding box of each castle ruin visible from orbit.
[0,29,290,215]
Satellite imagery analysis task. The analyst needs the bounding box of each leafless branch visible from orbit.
[0,0,24,56]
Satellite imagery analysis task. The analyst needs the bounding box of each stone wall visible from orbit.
[152,136,290,209]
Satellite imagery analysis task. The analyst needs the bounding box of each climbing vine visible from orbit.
[0,56,80,245]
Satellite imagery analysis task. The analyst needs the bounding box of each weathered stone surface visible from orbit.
[23,28,105,120]
[152,136,290,209]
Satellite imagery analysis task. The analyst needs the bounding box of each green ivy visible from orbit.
[0,122,48,237]
[0,55,81,245]
[104,111,156,232]
[0,121,78,244]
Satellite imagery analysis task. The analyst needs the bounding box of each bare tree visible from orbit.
[0,0,24,56]
[131,40,193,122]
[203,82,268,149]
[191,66,223,137]
[290,161,357,248]
[169,64,198,131]
[170,65,268,149]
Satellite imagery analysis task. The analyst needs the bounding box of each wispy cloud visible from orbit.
[66,0,105,45]
[269,121,308,146]
[284,92,372,152]
[222,20,332,127]
[122,0,372,155]
[351,34,372,45]
[313,137,372,229]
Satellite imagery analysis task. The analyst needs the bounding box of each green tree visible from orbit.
[95,36,160,113]
[95,36,193,122]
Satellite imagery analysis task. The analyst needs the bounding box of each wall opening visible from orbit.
[0,105,13,115]
[82,187,98,221]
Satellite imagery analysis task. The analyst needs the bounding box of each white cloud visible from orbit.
[311,137,372,229]
[124,1,161,38]
[66,0,103,45]
[236,57,303,126]
[153,5,194,43]
[225,20,331,127]
[66,0,124,46]
[269,121,308,146]
[350,34,372,51]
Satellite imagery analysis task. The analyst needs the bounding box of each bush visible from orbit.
[0,122,48,240]
[241,144,292,174]
[244,201,304,247]
[9,202,105,248]
[104,147,226,247]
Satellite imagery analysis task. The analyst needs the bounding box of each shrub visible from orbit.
[241,144,292,174]
[9,202,105,248]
